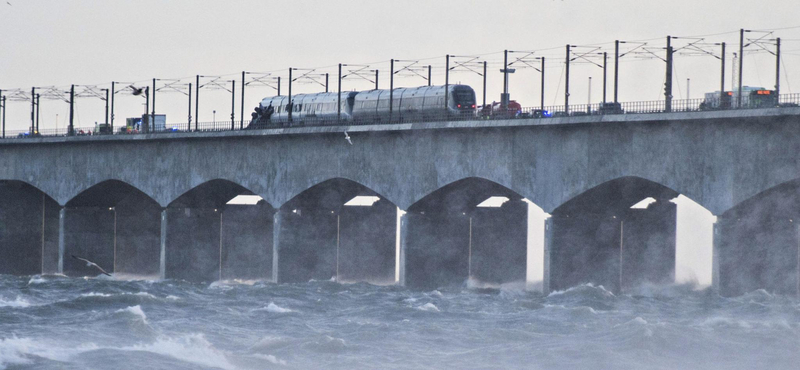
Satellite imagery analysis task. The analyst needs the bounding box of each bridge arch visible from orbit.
[273,177,399,284]
[402,177,545,289]
[62,179,162,277]
[164,179,275,282]
[0,180,60,275]
[546,176,713,293]
[715,178,800,297]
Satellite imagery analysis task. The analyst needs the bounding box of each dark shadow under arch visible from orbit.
[404,177,534,289]
[275,177,398,284]
[165,179,274,282]
[0,180,59,275]
[547,176,680,293]
[62,180,162,277]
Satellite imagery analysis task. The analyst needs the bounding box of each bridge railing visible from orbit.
[4,94,800,140]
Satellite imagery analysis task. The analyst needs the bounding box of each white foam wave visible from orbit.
[416,303,440,312]
[547,283,616,297]
[26,276,47,285]
[121,334,235,370]
[251,353,287,365]
[261,302,294,313]
[80,292,112,298]
[0,333,233,370]
[0,336,98,368]
[115,305,148,324]
[0,297,31,308]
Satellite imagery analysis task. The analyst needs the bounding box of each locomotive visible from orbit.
[248,84,476,127]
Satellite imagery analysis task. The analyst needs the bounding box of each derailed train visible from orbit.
[248,84,477,127]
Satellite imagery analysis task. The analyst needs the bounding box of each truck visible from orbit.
[120,114,166,134]
[700,86,777,110]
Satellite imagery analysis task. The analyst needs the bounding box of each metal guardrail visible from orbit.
[3,94,800,140]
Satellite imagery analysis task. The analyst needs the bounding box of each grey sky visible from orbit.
[1,0,799,129]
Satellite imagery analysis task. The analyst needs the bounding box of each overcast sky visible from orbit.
[1,0,799,130]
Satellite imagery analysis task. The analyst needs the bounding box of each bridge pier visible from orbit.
[0,182,59,275]
[403,198,529,290]
[546,198,676,294]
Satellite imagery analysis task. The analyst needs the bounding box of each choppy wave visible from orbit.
[1,274,798,369]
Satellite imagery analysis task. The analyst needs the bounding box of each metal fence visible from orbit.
[3,94,800,140]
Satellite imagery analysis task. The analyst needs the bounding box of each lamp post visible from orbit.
[213,110,216,125]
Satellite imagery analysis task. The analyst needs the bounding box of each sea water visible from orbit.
[1,275,799,369]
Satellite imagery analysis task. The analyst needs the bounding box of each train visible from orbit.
[248,84,477,127]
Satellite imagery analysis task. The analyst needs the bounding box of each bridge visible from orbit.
[1,107,799,297]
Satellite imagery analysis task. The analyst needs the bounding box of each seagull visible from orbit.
[344,131,352,145]
[6,2,11,6]
[128,85,145,96]
[71,255,112,277]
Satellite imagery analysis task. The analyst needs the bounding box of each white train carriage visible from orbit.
[351,84,476,122]
[257,91,357,124]
[249,84,475,127]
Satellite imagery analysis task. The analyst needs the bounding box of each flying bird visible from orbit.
[344,131,352,145]
[128,85,145,96]
[71,255,112,277]
[6,2,11,6]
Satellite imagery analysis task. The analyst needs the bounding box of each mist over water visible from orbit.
[1,275,799,370]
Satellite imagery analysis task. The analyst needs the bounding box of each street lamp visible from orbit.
[213,110,216,125]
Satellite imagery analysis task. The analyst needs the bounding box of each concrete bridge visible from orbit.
[1,108,800,296]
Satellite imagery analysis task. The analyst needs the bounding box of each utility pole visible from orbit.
[1,95,5,138]
[152,78,156,130]
[188,83,192,130]
[0,89,4,138]
[277,76,281,96]
[288,68,293,123]
[687,78,690,100]
[482,61,487,109]
[738,29,744,108]
[104,89,109,126]
[565,45,570,114]
[325,73,329,93]
[68,85,75,136]
[144,87,149,133]
[720,43,726,106]
[389,59,394,119]
[230,80,235,129]
[614,40,620,104]
[540,57,545,112]
[35,94,40,133]
[337,64,342,120]
[195,75,199,130]
[775,37,781,101]
[665,36,674,112]
[241,71,245,128]
[110,81,115,133]
[375,70,379,90]
[502,50,512,106]
[602,52,608,105]
[30,87,35,134]
[427,65,431,86]
[445,54,450,111]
